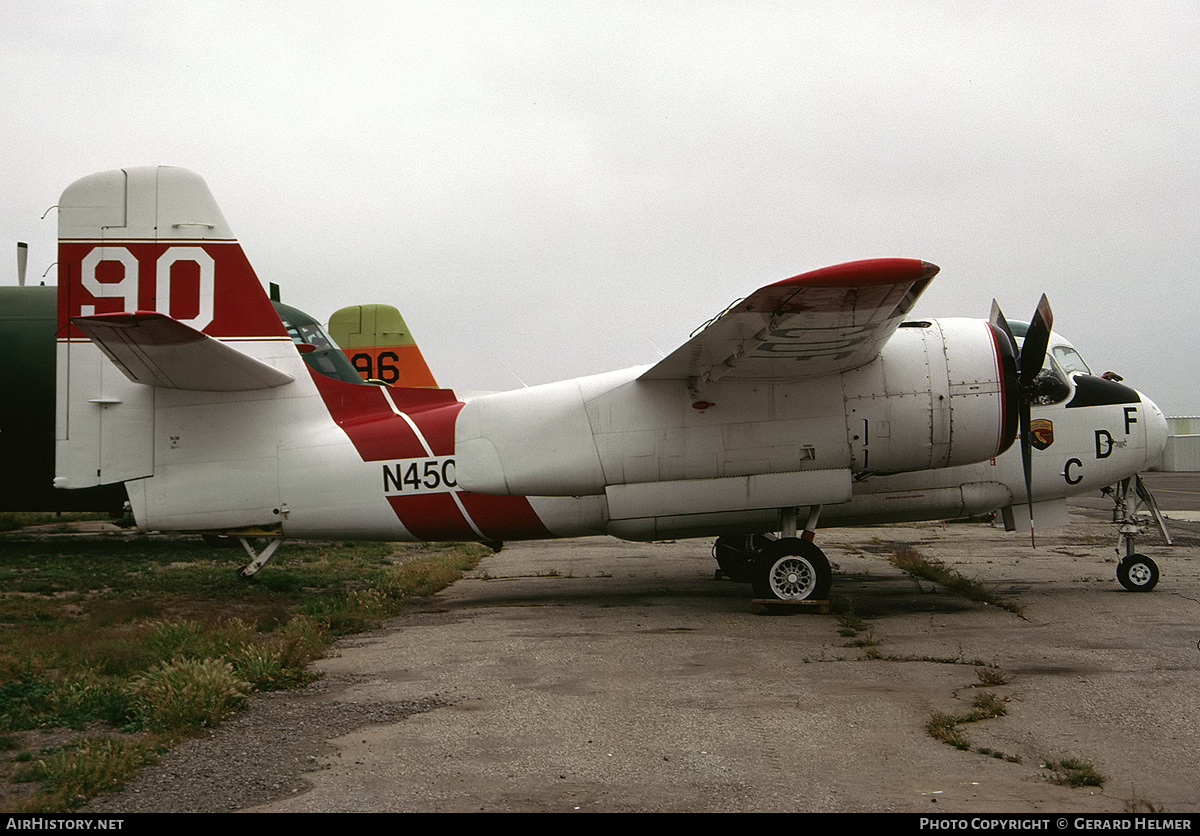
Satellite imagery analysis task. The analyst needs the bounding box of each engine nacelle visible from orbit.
[840,318,1017,474]
[455,318,1016,501]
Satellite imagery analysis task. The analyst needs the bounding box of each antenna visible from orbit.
[496,358,529,388]
[17,242,27,286]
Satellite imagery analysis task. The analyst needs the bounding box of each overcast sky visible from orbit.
[4,1,1197,414]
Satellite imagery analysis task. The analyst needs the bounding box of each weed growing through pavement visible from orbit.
[976,666,1008,687]
[925,691,1019,762]
[889,546,1023,615]
[1043,756,1105,788]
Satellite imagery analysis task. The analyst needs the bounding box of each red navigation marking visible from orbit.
[309,370,553,541]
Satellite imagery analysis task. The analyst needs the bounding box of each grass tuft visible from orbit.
[0,532,487,812]
[10,737,159,812]
[890,546,1023,615]
[1044,756,1105,788]
[926,691,1012,757]
[129,657,250,733]
[926,711,971,750]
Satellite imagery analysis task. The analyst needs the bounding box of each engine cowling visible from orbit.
[840,318,1017,474]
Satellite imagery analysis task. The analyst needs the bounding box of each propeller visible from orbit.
[990,295,1053,547]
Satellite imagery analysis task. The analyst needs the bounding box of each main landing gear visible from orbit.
[1105,475,1171,592]
[713,506,832,603]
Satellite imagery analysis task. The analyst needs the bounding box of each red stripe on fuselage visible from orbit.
[311,371,456,458]
[386,494,480,541]
[457,492,556,538]
[308,370,553,541]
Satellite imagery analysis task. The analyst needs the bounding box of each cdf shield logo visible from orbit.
[1030,419,1054,450]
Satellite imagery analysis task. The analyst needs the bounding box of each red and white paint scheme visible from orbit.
[55,167,1169,600]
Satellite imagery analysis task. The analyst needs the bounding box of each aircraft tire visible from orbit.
[751,538,832,602]
[713,534,773,583]
[713,536,752,582]
[1117,554,1159,592]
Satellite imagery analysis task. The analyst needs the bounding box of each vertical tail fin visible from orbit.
[56,166,292,489]
[57,166,286,341]
[327,303,438,387]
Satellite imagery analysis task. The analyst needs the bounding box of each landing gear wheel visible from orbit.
[1117,554,1159,592]
[751,538,832,602]
[713,534,773,583]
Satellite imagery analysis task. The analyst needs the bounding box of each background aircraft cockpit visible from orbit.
[272,301,368,385]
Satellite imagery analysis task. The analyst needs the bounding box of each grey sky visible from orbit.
[4,1,1197,413]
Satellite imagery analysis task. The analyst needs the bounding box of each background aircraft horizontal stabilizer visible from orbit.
[71,312,294,391]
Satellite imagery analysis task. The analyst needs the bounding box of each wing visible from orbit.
[640,258,938,392]
[71,311,294,391]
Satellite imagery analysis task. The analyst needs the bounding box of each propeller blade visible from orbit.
[988,300,1020,457]
[989,299,1017,357]
[993,295,1055,547]
[1018,294,1053,389]
[1018,295,1053,547]
[1020,397,1035,547]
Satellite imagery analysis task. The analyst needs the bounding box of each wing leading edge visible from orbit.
[640,258,938,392]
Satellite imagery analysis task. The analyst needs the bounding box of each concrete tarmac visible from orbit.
[242,495,1199,813]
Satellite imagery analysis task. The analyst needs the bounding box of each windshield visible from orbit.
[1051,345,1091,376]
[273,301,370,385]
[1027,341,1092,405]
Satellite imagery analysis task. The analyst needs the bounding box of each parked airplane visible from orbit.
[3,251,127,513]
[51,166,1168,602]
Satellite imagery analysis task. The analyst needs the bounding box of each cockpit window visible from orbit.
[274,302,371,385]
[1029,344,1092,405]
[279,317,335,350]
[1051,345,1091,376]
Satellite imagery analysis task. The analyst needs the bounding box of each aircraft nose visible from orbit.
[1141,392,1168,467]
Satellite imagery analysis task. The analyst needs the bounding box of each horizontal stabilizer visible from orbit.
[71,312,294,391]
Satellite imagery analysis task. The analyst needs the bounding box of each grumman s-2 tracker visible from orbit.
[38,166,1168,603]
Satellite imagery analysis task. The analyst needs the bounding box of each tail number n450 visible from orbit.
[383,458,457,495]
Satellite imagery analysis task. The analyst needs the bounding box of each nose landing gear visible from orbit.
[1106,475,1170,592]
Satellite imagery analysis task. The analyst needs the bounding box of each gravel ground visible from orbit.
[86,671,446,813]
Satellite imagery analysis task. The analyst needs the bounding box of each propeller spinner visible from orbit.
[990,295,1054,547]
